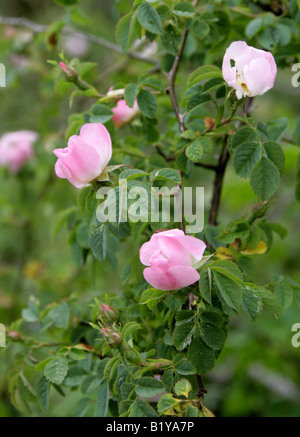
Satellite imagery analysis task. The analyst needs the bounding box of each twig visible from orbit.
[208,97,253,226]
[208,145,230,226]
[166,0,200,133]
[196,374,208,398]
[155,145,176,162]
[166,28,189,133]
[195,162,218,171]
[0,16,160,68]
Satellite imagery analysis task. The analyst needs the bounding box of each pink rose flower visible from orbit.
[0,130,37,173]
[112,99,139,128]
[53,123,112,189]
[139,229,206,291]
[222,41,277,99]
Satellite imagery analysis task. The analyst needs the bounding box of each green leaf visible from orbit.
[276,23,291,46]
[254,286,282,317]
[137,89,157,117]
[138,74,165,92]
[174,358,196,375]
[245,17,263,39]
[22,302,39,322]
[200,322,226,350]
[116,12,134,53]
[230,126,258,151]
[44,357,68,385]
[90,104,113,124]
[161,24,181,55]
[63,366,87,387]
[258,26,280,50]
[76,222,90,248]
[187,337,215,374]
[119,168,148,180]
[173,2,195,17]
[90,225,106,261]
[263,141,285,175]
[233,142,262,178]
[186,93,211,113]
[137,3,162,34]
[186,140,203,163]
[151,168,181,185]
[210,260,243,283]
[214,271,242,311]
[37,376,49,415]
[136,377,165,398]
[94,379,109,417]
[217,221,250,245]
[173,322,195,351]
[175,310,196,326]
[122,321,142,339]
[73,398,90,417]
[242,286,263,320]
[188,65,223,87]
[140,288,168,310]
[174,379,192,398]
[124,83,139,107]
[275,282,293,310]
[157,394,180,415]
[181,130,196,140]
[130,399,158,417]
[48,301,69,328]
[193,19,210,39]
[250,157,281,201]
[199,268,212,304]
[267,222,287,239]
[186,405,199,417]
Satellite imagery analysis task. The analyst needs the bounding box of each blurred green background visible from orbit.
[0,0,300,417]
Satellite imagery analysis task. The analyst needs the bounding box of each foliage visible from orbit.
[1,0,300,418]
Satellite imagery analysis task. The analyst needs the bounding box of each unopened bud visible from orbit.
[101,327,122,346]
[7,331,20,340]
[250,201,271,223]
[59,62,78,82]
[99,304,117,322]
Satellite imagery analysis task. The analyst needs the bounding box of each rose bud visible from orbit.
[7,331,20,340]
[101,327,122,346]
[112,99,139,128]
[99,304,117,322]
[59,61,78,82]
[53,123,112,188]
[222,41,277,99]
[0,131,38,173]
[139,229,206,291]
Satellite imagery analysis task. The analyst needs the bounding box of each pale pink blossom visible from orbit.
[53,123,112,188]
[112,99,139,128]
[140,229,206,291]
[222,41,277,99]
[0,131,37,173]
